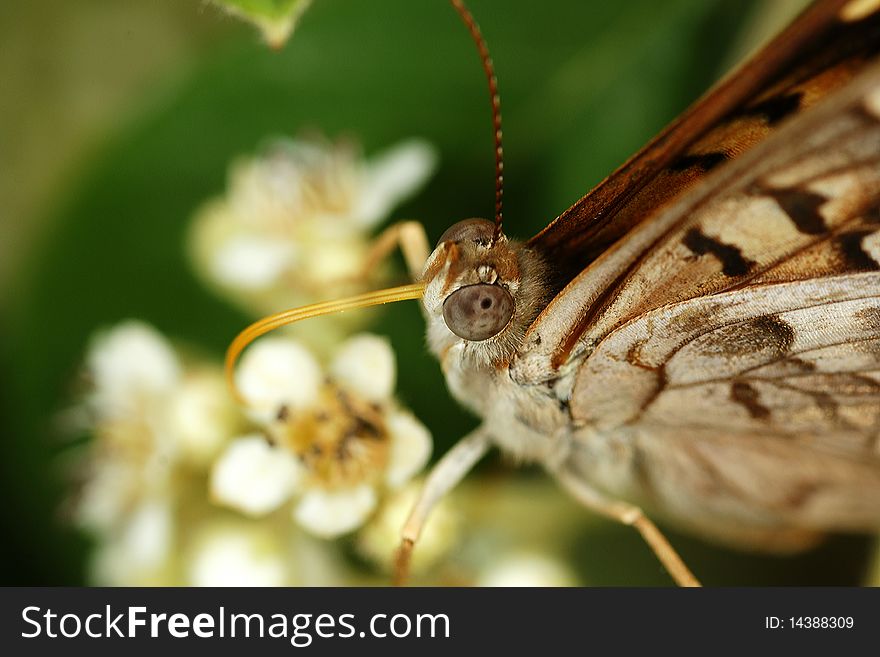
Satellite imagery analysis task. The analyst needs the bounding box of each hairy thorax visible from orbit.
[439,341,573,465]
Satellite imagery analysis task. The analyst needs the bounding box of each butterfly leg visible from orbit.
[394,426,491,585]
[361,220,431,281]
[555,467,701,587]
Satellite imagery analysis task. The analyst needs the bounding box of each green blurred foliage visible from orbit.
[220,0,308,17]
[2,0,872,585]
[210,0,313,46]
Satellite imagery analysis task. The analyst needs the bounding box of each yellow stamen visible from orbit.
[225,282,426,403]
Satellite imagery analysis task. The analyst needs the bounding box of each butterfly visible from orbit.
[227,0,880,586]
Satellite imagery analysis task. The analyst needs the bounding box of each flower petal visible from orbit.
[122,498,174,570]
[352,140,437,227]
[236,338,322,423]
[302,240,364,282]
[228,151,306,227]
[169,369,240,465]
[477,552,578,587]
[293,484,377,538]
[211,435,300,515]
[91,498,175,585]
[187,520,288,587]
[211,236,296,290]
[384,410,431,488]
[87,321,181,414]
[75,463,137,531]
[358,481,458,574]
[330,333,395,402]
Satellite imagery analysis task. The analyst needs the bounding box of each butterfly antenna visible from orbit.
[450,0,504,241]
[224,282,426,403]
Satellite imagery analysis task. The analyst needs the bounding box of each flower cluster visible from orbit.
[211,335,431,538]
[73,320,433,585]
[69,135,442,585]
[74,321,238,583]
[71,133,582,587]
[189,136,435,348]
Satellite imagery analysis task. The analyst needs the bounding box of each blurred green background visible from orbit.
[3,0,872,585]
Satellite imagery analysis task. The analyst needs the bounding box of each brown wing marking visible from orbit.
[571,273,880,444]
[565,272,880,542]
[528,1,880,288]
[510,60,880,386]
[576,101,880,348]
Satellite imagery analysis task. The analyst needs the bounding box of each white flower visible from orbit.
[188,136,437,337]
[211,435,301,515]
[73,321,243,584]
[87,321,181,419]
[211,333,432,538]
[234,338,322,424]
[329,334,395,402]
[294,485,378,538]
[76,322,183,532]
[186,520,289,587]
[90,498,175,586]
[170,368,241,465]
[357,481,459,575]
[476,552,579,587]
[383,412,432,488]
[351,141,440,227]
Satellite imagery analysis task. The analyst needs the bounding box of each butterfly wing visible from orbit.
[567,272,880,547]
[513,3,880,383]
[501,1,880,547]
[555,56,880,548]
[530,0,880,290]
[568,61,880,362]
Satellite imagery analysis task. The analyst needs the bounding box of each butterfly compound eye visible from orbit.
[437,218,495,247]
[442,283,514,341]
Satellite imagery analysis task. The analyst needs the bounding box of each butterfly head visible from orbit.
[420,218,549,365]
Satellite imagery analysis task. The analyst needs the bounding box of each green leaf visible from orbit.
[210,0,312,48]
